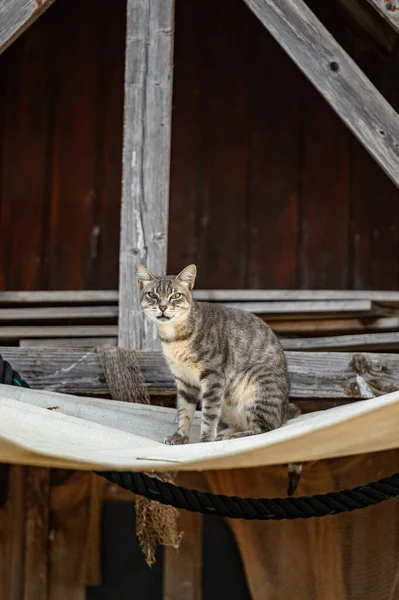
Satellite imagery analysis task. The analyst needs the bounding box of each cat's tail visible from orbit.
[287,462,302,496]
[284,402,302,496]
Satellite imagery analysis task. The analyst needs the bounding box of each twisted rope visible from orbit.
[2,354,398,520]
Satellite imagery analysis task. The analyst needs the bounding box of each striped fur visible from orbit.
[136,264,302,495]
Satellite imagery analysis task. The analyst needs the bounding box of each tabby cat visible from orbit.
[136,263,302,495]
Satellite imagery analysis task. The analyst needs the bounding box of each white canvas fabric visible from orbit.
[0,383,398,472]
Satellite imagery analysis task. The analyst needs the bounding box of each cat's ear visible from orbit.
[175,264,197,290]
[135,264,156,289]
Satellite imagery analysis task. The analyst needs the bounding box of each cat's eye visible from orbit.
[171,293,182,300]
[147,292,157,299]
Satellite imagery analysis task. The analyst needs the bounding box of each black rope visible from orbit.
[1,353,398,520]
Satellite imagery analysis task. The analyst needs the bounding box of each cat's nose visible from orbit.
[159,305,167,313]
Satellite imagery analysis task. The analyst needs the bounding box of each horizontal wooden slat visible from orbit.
[281,332,399,351]
[271,316,399,335]
[221,300,378,318]
[19,338,117,348]
[0,0,56,55]
[1,347,398,400]
[4,289,399,305]
[0,291,119,305]
[0,306,118,322]
[0,326,118,341]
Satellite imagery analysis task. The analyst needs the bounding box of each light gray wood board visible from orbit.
[220,300,384,318]
[4,289,399,305]
[119,0,175,350]
[281,332,399,351]
[0,291,119,305]
[19,338,117,348]
[242,0,399,189]
[2,347,398,399]
[0,326,118,341]
[271,316,399,335]
[0,0,56,54]
[193,290,399,304]
[0,306,118,321]
[365,0,399,34]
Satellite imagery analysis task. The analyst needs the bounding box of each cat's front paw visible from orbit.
[164,433,188,445]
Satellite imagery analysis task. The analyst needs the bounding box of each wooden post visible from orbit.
[242,0,399,190]
[0,0,56,55]
[119,0,175,350]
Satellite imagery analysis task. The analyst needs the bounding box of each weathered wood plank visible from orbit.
[163,473,204,600]
[222,300,377,318]
[0,326,118,342]
[206,451,399,600]
[365,0,399,34]
[0,291,118,305]
[2,347,399,400]
[23,468,50,600]
[271,316,399,335]
[20,337,118,348]
[281,331,399,351]
[4,289,399,305]
[193,290,399,304]
[242,0,399,189]
[119,0,175,349]
[0,0,56,55]
[0,306,118,322]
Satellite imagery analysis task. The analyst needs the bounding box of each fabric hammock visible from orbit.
[0,383,398,472]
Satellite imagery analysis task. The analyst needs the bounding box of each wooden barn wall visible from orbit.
[0,0,398,292]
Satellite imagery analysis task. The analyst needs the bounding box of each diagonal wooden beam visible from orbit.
[365,0,399,35]
[243,0,399,190]
[119,0,175,350]
[0,0,56,55]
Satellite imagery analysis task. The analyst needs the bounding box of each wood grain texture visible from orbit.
[199,0,250,289]
[271,316,399,335]
[0,13,51,291]
[23,468,50,600]
[365,0,399,34]
[20,337,118,348]
[2,347,399,400]
[281,331,399,351]
[163,473,204,600]
[299,66,350,288]
[0,306,118,321]
[0,291,118,304]
[0,0,56,54]
[206,450,399,600]
[248,12,301,289]
[0,326,118,341]
[350,41,399,291]
[0,466,25,600]
[242,0,399,190]
[119,0,175,349]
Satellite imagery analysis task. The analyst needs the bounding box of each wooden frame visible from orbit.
[0,0,56,55]
[242,0,399,190]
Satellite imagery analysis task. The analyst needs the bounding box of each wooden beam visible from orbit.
[0,306,118,322]
[281,331,399,351]
[0,0,56,55]
[23,468,50,600]
[0,291,118,305]
[365,0,399,35]
[4,289,399,305]
[20,337,118,348]
[221,300,381,319]
[2,347,399,400]
[242,0,399,189]
[271,316,399,335]
[163,473,204,600]
[0,326,118,341]
[119,0,175,349]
